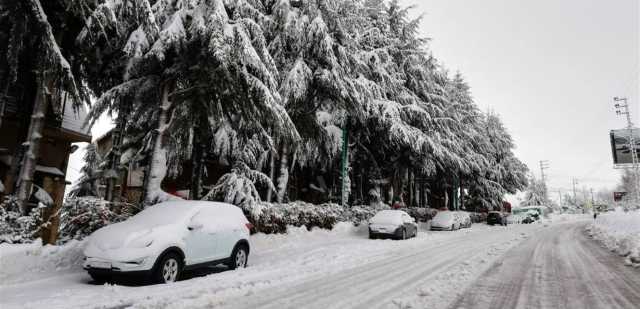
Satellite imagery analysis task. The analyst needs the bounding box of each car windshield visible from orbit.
[434,212,453,220]
[128,203,196,226]
[370,211,402,225]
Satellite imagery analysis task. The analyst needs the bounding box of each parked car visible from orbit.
[506,214,524,224]
[456,211,472,228]
[487,211,507,226]
[430,210,462,231]
[368,210,418,240]
[522,215,535,224]
[83,201,252,284]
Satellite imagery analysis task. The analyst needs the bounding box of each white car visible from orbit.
[368,210,418,240]
[430,210,462,231]
[83,201,251,284]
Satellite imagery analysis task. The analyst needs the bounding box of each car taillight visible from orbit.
[245,223,254,231]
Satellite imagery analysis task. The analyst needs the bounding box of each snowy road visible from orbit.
[451,222,640,309]
[1,223,540,309]
[4,217,629,309]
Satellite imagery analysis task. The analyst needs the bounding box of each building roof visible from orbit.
[60,102,91,137]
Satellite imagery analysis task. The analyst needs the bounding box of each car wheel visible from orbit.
[153,252,182,284]
[89,272,110,284]
[228,244,249,270]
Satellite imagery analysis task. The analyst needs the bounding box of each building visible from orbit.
[0,98,91,243]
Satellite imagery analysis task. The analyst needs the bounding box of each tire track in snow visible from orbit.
[219,227,530,309]
[452,223,640,309]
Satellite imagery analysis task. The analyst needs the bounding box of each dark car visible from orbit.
[487,211,507,226]
[522,216,535,224]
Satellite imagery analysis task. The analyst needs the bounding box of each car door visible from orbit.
[212,217,241,259]
[401,214,416,235]
[198,208,232,261]
[184,210,217,265]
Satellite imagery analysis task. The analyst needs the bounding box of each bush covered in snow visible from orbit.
[245,201,391,234]
[587,210,640,267]
[0,196,134,244]
[0,196,44,244]
[58,197,135,243]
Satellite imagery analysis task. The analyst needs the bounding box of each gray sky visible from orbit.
[408,0,639,201]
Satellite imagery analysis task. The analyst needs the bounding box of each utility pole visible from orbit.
[590,188,595,213]
[614,97,640,203]
[539,160,549,203]
[572,178,579,208]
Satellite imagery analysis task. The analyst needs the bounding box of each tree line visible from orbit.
[1,0,528,212]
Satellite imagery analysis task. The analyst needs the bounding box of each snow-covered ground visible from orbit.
[1,220,571,309]
[587,209,640,267]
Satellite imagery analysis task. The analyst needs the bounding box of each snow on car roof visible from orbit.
[129,201,243,226]
[370,210,405,224]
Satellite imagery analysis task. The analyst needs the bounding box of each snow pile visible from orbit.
[0,239,86,285]
[587,210,640,267]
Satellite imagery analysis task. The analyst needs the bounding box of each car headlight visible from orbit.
[123,257,148,265]
[129,234,155,248]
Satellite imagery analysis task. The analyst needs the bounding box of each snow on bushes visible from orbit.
[57,197,134,242]
[0,196,44,244]
[587,210,640,267]
[0,196,133,244]
[244,201,391,234]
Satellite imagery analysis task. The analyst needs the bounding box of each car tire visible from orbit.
[153,252,182,284]
[228,244,249,270]
[89,272,110,284]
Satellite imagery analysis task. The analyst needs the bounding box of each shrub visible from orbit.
[57,197,135,243]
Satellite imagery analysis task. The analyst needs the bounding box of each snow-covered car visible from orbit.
[83,201,252,284]
[487,211,507,226]
[522,216,535,224]
[368,210,418,240]
[506,214,524,224]
[430,210,462,231]
[456,211,472,228]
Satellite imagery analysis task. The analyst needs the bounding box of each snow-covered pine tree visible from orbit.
[80,0,298,206]
[521,174,547,206]
[69,144,103,197]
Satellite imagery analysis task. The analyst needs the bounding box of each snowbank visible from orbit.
[586,210,640,267]
[0,239,86,285]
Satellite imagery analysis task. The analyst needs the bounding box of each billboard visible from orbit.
[613,191,627,202]
[610,128,640,165]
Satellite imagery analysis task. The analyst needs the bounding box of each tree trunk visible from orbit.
[17,79,49,214]
[105,102,131,201]
[266,149,276,202]
[189,129,205,200]
[3,147,24,196]
[276,143,288,203]
[144,82,180,205]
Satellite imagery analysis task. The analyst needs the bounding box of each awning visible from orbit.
[35,165,65,177]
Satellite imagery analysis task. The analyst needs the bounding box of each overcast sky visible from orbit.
[407,0,639,202]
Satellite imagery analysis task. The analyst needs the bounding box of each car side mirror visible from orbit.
[187,222,203,231]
